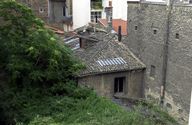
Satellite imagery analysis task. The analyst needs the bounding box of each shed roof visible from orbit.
[74,34,145,77]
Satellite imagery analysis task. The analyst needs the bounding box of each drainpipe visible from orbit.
[189,89,192,125]
[160,0,173,105]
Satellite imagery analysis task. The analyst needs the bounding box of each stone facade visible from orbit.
[78,70,145,99]
[49,0,72,23]
[126,1,192,123]
[17,0,49,21]
[73,27,146,102]
[17,0,92,31]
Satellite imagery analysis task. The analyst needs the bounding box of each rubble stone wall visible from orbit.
[127,2,192,124]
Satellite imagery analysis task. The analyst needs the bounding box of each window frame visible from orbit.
[63,6,66,17]
[114,77,125,93]
[150,65,156,78]
[39,7,45,13]
[176,33,179,39]
[91,11,102,22]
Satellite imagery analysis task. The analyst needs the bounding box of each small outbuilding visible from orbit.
[69,31,146,100]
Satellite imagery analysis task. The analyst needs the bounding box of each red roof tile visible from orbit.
[45,25,64,35]
[98,19,127,35]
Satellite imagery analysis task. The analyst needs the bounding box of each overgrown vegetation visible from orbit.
[0,0,82,87]
[0,1,83,124]
[0,83,178,125]
[91,0,103,9]
[0,1,178,125]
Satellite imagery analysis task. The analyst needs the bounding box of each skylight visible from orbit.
[97,57,127,66]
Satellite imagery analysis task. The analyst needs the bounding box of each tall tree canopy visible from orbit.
[0,1,82,87]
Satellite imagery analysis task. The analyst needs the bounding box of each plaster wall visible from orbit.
[102,0,128,20]
[72,0,91,29]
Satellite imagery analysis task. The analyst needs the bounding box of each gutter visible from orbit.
[77,67,146,78]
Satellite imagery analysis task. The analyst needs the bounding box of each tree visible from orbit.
[0,0,82,88]
[0,1,83,124]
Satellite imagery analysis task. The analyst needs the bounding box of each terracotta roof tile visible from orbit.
[98,19,128,35]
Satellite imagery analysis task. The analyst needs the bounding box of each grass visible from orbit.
[12,86,178,125]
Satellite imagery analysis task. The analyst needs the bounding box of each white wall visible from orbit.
[102,0,128,21]
[72,0,91,29]
[112,0,128,20]
[145,0,166,2]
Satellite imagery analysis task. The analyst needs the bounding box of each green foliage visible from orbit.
[12,87,177,125]
[0,1,83,124]
[0,1,83,87]
[0,1,178,125]
[0,80,178,125]
[91,2,103,10]
[133,101,178,125]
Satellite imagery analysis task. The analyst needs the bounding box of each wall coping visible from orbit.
[127,0,192,7]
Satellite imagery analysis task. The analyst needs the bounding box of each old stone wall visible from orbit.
[127,1,192,123]
[49,0,65,23]
[17,0,49,21]
[78,70,144,99]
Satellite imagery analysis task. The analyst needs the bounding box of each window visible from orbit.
[153,29,157,34]
[114,77,125,93]
[39,7,45,13]
[176,33,179,39]
[91,11,102,22]
[63,7,66,16]
[135,26,138,30]
[150,65,155,78]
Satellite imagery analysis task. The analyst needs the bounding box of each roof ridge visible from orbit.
[117,42,146,67]
[86,35,116,67]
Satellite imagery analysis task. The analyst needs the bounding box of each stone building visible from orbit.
[17,0,91,31]
[64,27,146,101]
[127,0,192,123]
[17,0,49,21]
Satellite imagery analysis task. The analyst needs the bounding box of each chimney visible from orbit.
[109,0,112,7]
[105,0,113,30]
[118,26,122,42]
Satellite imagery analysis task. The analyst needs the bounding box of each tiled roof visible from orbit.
[45,25,64,35]
[98,19,128,35]
[74,34,145,76]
